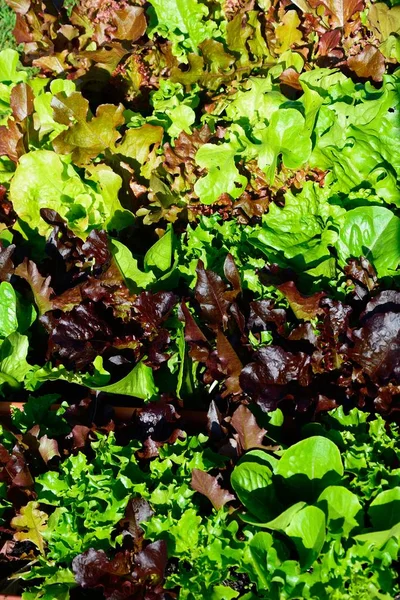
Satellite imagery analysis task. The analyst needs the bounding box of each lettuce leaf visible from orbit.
[336,206,400,277]
[0,332,32,391]
[249,181,344,277]
[147,0,217,59]
[9,151,133,240]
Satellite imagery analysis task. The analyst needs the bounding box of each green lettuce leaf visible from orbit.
[0,332,32,391]
[225,77,286,125]
[0,281,36,337]
[0,281,18,338]
[147,0,217,59]
[144,224,175,273]
[194,140,247,205]
[91,359,157,400]
[249,181,344,277]
[26,357,156,400]
[254,108,312,183]
[110,239,156,291]
[336,206,400,277]
[0,49,28,125]
[9,150,133,240]
[33,79,75,142]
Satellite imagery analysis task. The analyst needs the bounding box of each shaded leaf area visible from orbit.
[184,255,400,418]
[0,211,177,395]
[0,211,399,423]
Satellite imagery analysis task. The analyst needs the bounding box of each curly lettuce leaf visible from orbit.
[147,0,218,59]
[249,181,344,277]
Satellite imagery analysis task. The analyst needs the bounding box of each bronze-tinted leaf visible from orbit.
[318,29,342,56]
[0,120,24,163]
[191,469,235,509]
[38,435,60,464]
[347,45,385,82]
[368,3,400,43]
[111,6,147,41]
[116,125,164,165]
[68,425,91,450]
[0,243,15,282]
[275,10,303,54]
[180,302,210,363]
[5,0,30,13]
[181,302,207,344]
[120,497,153,548]
[344,257,377,300]
[51,90,88,126]
[13,13,32,43]
[10,82,34,122]
[279,67,302,90]
[278,281,325,321]
[11,501,48,555]
[216,329,243,397]
[230,404,267,450]
[310,0,364,27]
[33,52,69,75]
[195,260,230,330]
[224,253,241,300]
[52,92,125,165]
[15,259,54,315]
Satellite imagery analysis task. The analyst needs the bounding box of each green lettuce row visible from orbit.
[1,48,399,282]
[5,406,400,599]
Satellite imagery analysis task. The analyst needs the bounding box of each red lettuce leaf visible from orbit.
[191,469,235,510]
[195,260,230,331]
[230,404,268,451]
